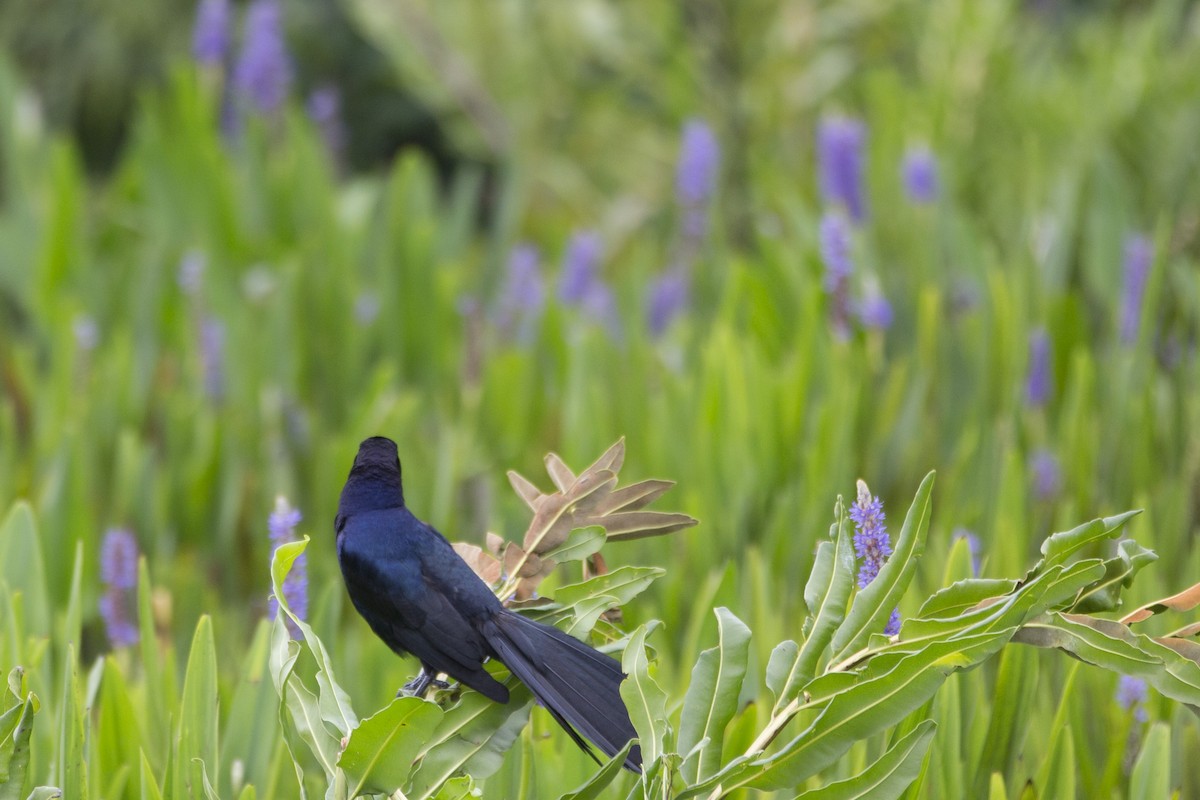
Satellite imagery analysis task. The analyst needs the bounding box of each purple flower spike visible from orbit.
[1116,675,1149,722]
[1030,449,1061,501]
[559,231,603,304]
[99,528,141,648]
[849,480,892,588]
[200,317,226,402]
[495,244,546,341]
[1119,235,1153,345]
[233,0,292,115]
[820,211,853,339]
[884,609,902,637]
[817,116,868,223]
[646,268,689,337]
[1025,328,1051,408]
[192,0,232,66]
[676,120,720,209]
[307,84,348,161]
[858,278,894,330]
[268,496,307,638]
[901,146,939,204]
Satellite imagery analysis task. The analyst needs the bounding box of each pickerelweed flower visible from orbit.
[952,527,982,576]
[1025,327,1051,407]
[233,0,292,115]
[99,528,140,648]
[307,83,347,162]
[858,277,894,331]
[849,480,901,635]
[268,496,306,638]
[1119,234,1153,345]
[73,315,99,352]
[495,244,546,342]
[646,268,689,338]
[1116,675,1149,722]
[192,0,232,66]
[817,116,867,223]
[676,120,720,210]
[901,146,939,204]
[179,250,206,296]
[820,211,853,339]
[1030,449,1061,501]
[200,316,226,402]
[559,231,603,305]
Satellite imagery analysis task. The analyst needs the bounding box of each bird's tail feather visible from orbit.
[485,610,643,773]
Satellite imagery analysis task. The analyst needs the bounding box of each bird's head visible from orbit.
[338,436,406,518]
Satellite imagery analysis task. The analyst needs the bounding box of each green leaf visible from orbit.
[175,616,218,800]
[1031,510,1140,575]
[773,504,857,712]
[678,608,752,784]
[429,774,480,799]
[973,647,1038,793]
[0,696,36,800]
[792,719,937,800]
[830,472,935,663]
[541,526,606,564]
[916,580,1017,620]
[553,567,665,611]
[619,623,669,769]
[138,751,163,800]
[554,740,634,800]
[406,666,532,799]
[338,697,443,796]
[1068,539,1157,613]
[1129,722,1169,800]
[268,614,341,779]
[1036,722,1075,800]
[56,646,85,800]
[0,503,49,637]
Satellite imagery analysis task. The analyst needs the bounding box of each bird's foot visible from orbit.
[397,669,450,698]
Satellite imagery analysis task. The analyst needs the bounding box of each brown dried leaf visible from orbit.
[1157,637,1200,664]
[545,453,576,492]
[452,543,503,585]
[523,493,573,553]
[485,532,505,556]
[502,542,543,579]
[567,471,619,516]
[584,438,626,475]
[601,511,700,541]
[596,479,675,514]
[1168,622,1200,638]
[507,470,543,510]
[1120,581,1200,624]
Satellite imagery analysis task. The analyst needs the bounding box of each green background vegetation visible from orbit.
[3,0,1200,797]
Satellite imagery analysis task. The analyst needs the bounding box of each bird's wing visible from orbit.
[338,515,509,702]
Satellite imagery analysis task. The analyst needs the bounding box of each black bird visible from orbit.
[335,436,642,772]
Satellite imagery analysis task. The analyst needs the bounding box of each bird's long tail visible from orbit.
[484,609,643,773]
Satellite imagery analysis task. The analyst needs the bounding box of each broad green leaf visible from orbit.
[1032,510,1140,575]
[1037,722,1075,799]
[338,697,443,796]
[776,505,856,710]
[430,774,480,799]
[916,580,1017,620]
[554,740,634,800]
[1013,612,1200,708]
[218,621,281,797]
[0,696,35,800]
[271,538,358,736]
[96,659,142,795]
[1129,722,1169,800]
[1068,539,1157,613]
[765,640,800,709]
[1033,662,1080,793]
[0,503,49,637]
[137,558,171,763]
[792,719,937,800]
[554,567,664,611]
[139,751,163,800]
[830,472,935,663]
[619,624,669,769]
[269,614,340,779]
[406,666,531,799]
[175,617,218,800]
[987,773,1008,800]
[541,526,605,564]
[56,646,85,800]
[678,607,752,784]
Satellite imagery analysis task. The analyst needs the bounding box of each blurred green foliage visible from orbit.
[2,0,1200,796]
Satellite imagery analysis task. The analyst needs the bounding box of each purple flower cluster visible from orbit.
[820,211,854,339]
[200,316,226,402]
[99,528,140,648]
[1116,675,1149,722]
[558,231,618,333]
[495,244,546,342]
[858,278,894,331]
[268,496,307,638]
[1025,328,1051,407]
[817,117,868,223]
[1119,235,1153,345]
[901,147,939,205]
[233,0,292,115]
[1030,449,1061,501]
[647,119,720,337]
[849,480,901,636]
[307,84,348,163]
[192,0,232,66]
